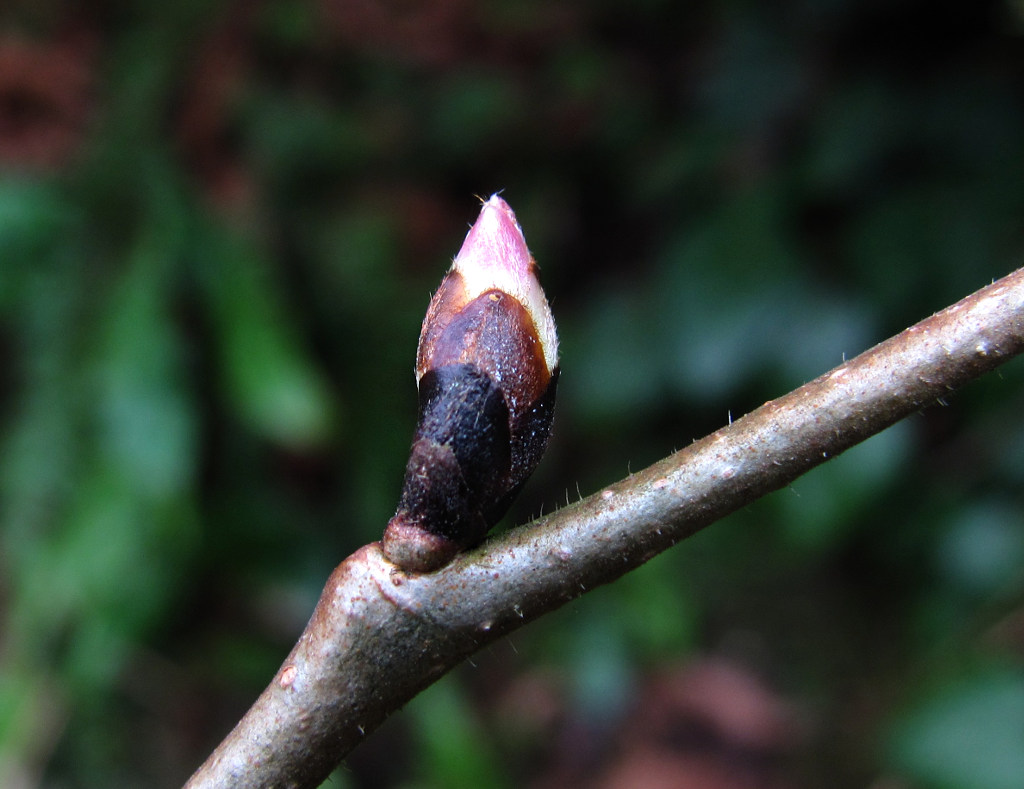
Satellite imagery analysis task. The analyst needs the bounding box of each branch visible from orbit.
[186,267,1024,789]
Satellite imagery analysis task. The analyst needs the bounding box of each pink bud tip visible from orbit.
[452,194,558,373]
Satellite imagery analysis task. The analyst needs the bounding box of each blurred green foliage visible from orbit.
[1,1,1023,787]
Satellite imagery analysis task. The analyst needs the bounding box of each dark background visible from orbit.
[2,1,1024,787]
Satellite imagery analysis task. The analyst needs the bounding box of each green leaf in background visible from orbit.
[775,421,911,553]
[9,229,200,686]
[196,229,337,448]
[407,678,510,789]
[617,553,700,661]
[935,501,1024,599]
[246,93,377,196]
[0,180,80,310]
[567,610,634,724]
[802,81,910,197]
[95,235,196,497]
[429,71,523,159]
[888,670,1024,789]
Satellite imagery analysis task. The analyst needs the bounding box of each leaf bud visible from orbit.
[382,195,559,572]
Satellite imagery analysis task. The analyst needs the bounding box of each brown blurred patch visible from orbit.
[316,0,581,69]
[601,659,802,789]
[985,603,1024,658]
[0,28,96,169]
[535,657,804,789]
[175,4,258,216]
[317,0,472,67]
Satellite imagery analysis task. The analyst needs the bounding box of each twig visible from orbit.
[186,267,1024,789]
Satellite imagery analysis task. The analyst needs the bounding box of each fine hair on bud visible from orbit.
[382,195,559,572]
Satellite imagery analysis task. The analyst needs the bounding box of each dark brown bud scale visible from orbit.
[422,285,551,415]
[382,195,559,572]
